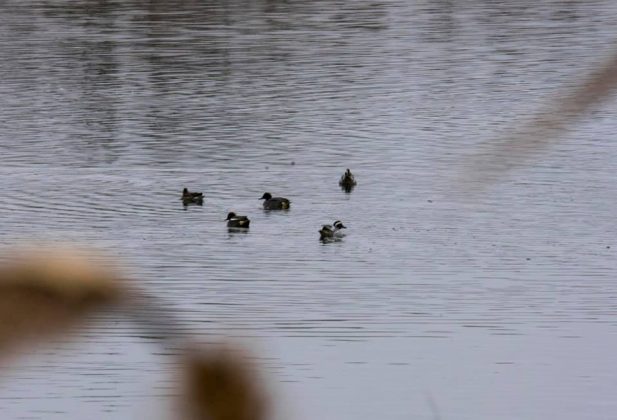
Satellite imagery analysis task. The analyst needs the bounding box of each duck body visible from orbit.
[339,169,356,192]
[319,220,347,240]
[226,212,250,228]
[182,188,204,205]
[260,192,290,210]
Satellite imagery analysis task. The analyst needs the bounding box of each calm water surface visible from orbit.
[1,1,617,419]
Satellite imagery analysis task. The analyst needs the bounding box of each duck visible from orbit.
[226,212,250,228]
[182,187,204,205]
[319,220,347,240]
[260,192,290,210]
[339,169,356,192]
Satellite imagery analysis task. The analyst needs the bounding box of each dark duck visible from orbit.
[182,187,204,205]
[260,192,290,210]
[226,212,250,228]
[339,169,357,192]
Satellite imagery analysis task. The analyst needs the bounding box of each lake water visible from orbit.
[1,1,617,419]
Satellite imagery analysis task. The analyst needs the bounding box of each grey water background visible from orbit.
[1,1,617,419]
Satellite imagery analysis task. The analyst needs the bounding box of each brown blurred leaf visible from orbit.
[0,246,124,354]
[182,348,268,420]
[461,51,617,189]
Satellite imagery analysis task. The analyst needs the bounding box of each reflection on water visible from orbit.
[1,1,617,419]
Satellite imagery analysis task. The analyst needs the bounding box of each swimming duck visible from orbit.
[260,192,290,210]
[319,220,347,240]
[339,169,356,192]
[182,187,204,205]
[226,212,250,228]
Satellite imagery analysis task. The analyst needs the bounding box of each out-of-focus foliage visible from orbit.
[0,246,268,420]
[0,246,123,354]
[461,52,617,188]
[182,348,268,420]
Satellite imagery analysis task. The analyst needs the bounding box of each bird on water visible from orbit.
[260,192,290,210]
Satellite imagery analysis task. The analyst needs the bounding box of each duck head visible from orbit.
[260,192,272,200]
[333,220,346,229]
[226,212,237,220]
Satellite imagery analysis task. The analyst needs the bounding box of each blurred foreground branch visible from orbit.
[0,244,269,420]
[460,50,617,189]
